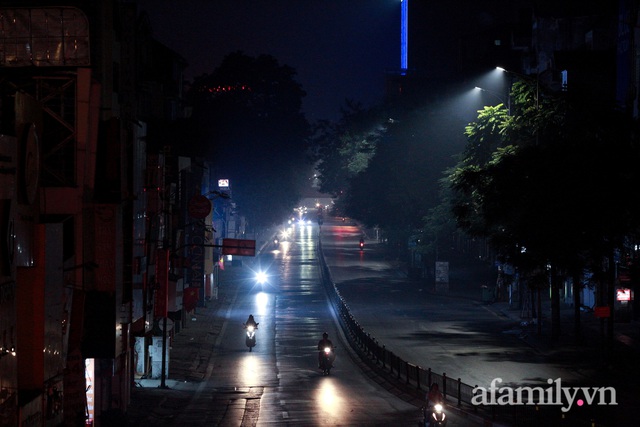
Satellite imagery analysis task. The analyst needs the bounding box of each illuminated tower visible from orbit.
[400,0,408,73]
[385,0,413,98]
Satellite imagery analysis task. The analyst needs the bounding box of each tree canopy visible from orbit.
[448,78,640,275]
[310,83,472,246]
[186,51,311,228]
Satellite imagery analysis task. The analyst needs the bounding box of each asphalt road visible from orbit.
[127,216,637,426]
[319,217,637,427]
[202,219,478,426]
[320,222,588,387]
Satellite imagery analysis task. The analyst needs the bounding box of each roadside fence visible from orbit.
[317,239,607,427]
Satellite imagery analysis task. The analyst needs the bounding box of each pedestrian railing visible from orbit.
[317,240,605,427]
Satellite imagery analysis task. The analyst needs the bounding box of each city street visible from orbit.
[321,222,591,387]
[320,217,639,426]
[126,215,639,426]
[126,218,483,426]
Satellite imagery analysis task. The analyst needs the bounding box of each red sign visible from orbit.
[594,306,611,318]
[183,286,200,312]
[188,195,211,219]
[222,238,256,256]
[154,249,169,317]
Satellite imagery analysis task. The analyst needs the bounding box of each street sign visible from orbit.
[158,318,174,332]
[187,194,211,219]
[222,238,256,256]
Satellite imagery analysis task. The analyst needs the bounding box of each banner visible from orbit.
[154,249,169,317]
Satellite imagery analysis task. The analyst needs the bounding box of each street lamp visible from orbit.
[496,66,539,110]
[497,66,544,145]
[474,86,507,109]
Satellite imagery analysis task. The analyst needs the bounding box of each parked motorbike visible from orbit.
[319,346,335,375]
[244,323,258,351]
[422,403,447,427]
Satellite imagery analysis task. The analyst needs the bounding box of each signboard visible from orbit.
[222,238,256,256]
[218,178,230,188]
[187,195,211,219]
[435,261,449,283]
[617,288,631,302]
[154,249,169,317]
[594,306,611,318]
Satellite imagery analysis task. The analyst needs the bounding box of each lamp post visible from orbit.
[204,190,231,301]
[474,86,508,112]
[158,189,231,389]
[496,66,542,144]
[496,66,539,110]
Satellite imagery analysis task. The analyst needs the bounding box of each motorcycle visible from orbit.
[319,346,335,375]
[422,403,447,427]
[244,323,258,351]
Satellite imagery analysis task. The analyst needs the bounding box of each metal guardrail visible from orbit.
[317,239,608,427]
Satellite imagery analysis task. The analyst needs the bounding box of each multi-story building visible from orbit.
[0,1,188,425]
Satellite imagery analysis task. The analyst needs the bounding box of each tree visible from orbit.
[448,76,640,342]
[186,51,311,228]
[310,86,469,253]
[309,101,384,199]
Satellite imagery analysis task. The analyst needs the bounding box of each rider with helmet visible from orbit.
[424,382,444,423]
[245,314,258,329]
[317,332,335,368]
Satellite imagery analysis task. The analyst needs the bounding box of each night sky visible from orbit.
[136,0,534,122]
[136,0,400,122]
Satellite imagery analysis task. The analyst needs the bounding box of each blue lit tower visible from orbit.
[400,0,408,73]
[386,0,412,98]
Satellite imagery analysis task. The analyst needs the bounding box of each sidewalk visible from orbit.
[451,255,640,357]
[120,236,280,427]
[121,264,244,427]
[414,250,640,394]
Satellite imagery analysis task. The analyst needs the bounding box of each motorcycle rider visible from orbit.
[317,332,334,368]
[244,314,258,329]
[424,382,444,422]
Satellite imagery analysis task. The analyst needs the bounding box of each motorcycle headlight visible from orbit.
[248,325,254,332]
[323,347,331,354]
[255,271,267,284]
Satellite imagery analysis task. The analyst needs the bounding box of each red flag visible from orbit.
[183,287,200,312]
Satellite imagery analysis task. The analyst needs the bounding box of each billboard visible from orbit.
[222,239,256,256]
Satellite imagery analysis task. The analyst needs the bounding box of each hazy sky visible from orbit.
[136,0,400,122]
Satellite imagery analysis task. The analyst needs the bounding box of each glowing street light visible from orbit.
[496,66,539,109]
[474,86,507,107]
[497,66,543,144]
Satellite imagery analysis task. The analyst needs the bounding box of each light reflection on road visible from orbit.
[238,353,259,386]
[315,377,347,422]
[254,292,269,316]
